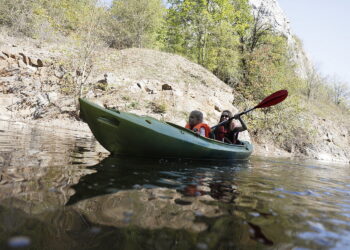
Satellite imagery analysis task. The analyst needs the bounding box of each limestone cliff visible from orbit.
[249,0,311,78]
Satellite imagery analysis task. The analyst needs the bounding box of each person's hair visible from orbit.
[221,110,233,117]
[190,110,203,122]
[219,110,233,122]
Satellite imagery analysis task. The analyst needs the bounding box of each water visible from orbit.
[0,121,350,250]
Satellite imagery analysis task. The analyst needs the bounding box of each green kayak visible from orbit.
[79,98,253,160]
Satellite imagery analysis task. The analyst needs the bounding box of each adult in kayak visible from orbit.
[185,110,211,137]
[213,110,247,144]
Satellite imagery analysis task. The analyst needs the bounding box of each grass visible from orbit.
[148,102,167,114]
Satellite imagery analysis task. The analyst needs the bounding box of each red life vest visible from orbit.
[185,123,211,138]
[215,125,228,142]
[215,125,238,144]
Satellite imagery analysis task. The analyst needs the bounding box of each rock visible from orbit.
[37,59,44,67]
[97,74,108,84]
[201,79,207,86]
[36,93,49,106]
[18,59,28,68]
[33,81,41,90]
[2,51,10,58]
[86,90,95,98]
[162,84,173,91]
[47,92,59,103]
[19,52,28,65]
[129,84,143,93]
[54,70,65,79]
[33,106,46,119]
[105,73,117,84]
[96,73,123,88]
[145,87,154,94]
[0,68,20,77]
[27,56,43,68]
[96,81,108,91]
[248,0,311,78]
[173,89,183,97]
[10,54,18,60]
[214,105,221,112]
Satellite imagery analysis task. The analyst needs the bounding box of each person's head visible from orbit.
[189,110,203,126]
[219,110,233,122]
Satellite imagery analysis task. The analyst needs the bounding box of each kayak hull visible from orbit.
[79,98,253,160]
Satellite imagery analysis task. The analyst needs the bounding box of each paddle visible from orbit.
[211,90,288,130]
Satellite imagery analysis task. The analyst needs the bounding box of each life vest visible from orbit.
[215,126,228,142]
[185,123,211,138]
[215,125,238,144]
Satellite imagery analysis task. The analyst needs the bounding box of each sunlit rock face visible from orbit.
[249,0,312,78]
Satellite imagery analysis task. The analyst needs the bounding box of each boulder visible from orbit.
[162,84,173,91]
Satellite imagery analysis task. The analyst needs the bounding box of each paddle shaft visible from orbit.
[211,90,289,130]
[211,108,253,130]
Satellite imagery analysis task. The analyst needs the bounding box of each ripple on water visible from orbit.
[1,122,350,249]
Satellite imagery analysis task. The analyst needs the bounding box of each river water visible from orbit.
[0,120,350,250]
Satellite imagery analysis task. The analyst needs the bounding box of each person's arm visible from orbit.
[199,127,206,136]
[231,115,247,133]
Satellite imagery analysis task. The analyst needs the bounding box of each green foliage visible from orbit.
[108,0,165,49]
[128,102,140,109]
[0,0,101,38]
[165,0,251,82]
[0,0,36,35]
[236,30,311,149]
[149,102,167,114]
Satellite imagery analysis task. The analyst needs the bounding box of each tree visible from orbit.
[0,0,35,35]
[238,4,273,88]
[304,65,322,100]
[109,0,165,49]
[165,0,251,81]
[330,77,350,106]
[0,0,101,38]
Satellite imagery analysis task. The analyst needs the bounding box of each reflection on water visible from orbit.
[1,121,350,249]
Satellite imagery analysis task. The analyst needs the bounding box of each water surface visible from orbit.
[0,121,350,249]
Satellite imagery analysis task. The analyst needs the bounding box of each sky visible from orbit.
[278,0,350,85]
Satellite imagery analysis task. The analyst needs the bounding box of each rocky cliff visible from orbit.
[249,0,311,78]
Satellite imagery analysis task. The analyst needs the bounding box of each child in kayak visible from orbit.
[214,110,247,143]
[185,110,211,137]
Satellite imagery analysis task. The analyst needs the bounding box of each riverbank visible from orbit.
[0,34,349,163]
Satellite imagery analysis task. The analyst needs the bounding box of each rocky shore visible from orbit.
[0,34,349,163]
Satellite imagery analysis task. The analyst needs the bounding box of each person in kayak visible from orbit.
[214,110,247,144]
[185,110,211,137]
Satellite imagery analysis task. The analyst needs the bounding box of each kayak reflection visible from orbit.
[65,157,272,248]
[67,156,249,205]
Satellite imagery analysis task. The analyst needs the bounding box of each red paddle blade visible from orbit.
[255,90,288,109]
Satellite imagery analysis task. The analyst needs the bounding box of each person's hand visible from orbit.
[233,114,240,120]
